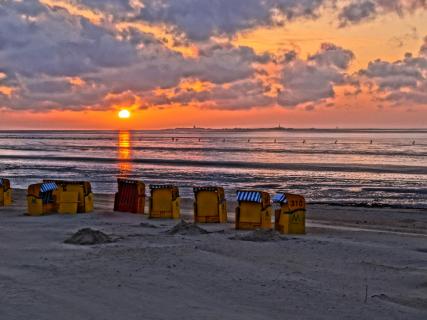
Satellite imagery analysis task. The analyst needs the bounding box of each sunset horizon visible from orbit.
[1,2,426,319]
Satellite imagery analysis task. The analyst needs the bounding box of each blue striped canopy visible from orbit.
[40,182,58,193]
[272,193,287,204]
[236,191,262,203]
[150,184,175,190]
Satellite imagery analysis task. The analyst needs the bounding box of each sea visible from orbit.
[0,129,426,209]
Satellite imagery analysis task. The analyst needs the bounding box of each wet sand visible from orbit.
[0,190,426,319]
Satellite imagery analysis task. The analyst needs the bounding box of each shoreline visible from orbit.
[9,188,427,212]
[6,189,427,235]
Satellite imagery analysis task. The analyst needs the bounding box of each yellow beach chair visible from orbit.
[235,190,272,230]
[149,184,180,219]
[273,192,306,234]
[114,178,146,214]
[27,182,60,216]
[0,178,12,206]
[44,180,94,213]
[193,186,227,223]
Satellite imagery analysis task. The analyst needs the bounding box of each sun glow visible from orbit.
[118,109,131,119]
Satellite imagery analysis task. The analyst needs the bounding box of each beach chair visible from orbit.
[114,178,145,214]
[0,178,12,206]
[235,190,272,230]
[273,192,306,234]
[27,182,60,216]
[149,184,180,219]
[44,180,94,213]
[193,186,227,223]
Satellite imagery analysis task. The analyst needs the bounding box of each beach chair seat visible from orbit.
[273,193,306,234]
[58,191,79,214]
[149,184,180,219]
[27,182,59,216]
[235,190,272,230]
[193,186,227,223]
[0,178,12,206]
[114,178,145,214]
[44,180,94,213]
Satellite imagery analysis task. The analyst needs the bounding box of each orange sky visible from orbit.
[1,103,425,130]
[1,1,426,129]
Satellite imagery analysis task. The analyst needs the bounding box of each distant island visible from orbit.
[164,127,427,134]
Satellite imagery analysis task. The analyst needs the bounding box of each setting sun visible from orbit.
[118,109,131,119]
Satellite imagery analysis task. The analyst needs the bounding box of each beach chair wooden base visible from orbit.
[149,187,180,219]
[58,191,78,214]
[235,205,272,230]
[275,209,305,234]
[0,189,12,206]
[274,193,306,234]
[114,179,145,214]
[193,189,227,223]
[0,179,12,206]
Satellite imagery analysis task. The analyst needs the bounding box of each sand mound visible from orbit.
[64,228,112,245]
[168,220,209,236]
[140,222,158,228]
[229,229,285,242]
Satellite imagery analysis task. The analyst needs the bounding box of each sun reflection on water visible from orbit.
[117,130,132,175]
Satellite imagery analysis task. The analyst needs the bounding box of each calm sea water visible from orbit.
[0,129,426,208]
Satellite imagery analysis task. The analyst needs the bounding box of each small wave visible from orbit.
[0,154,426,175]
[309,201,427,210]
[361,187,427,194]
[0,144,426,158]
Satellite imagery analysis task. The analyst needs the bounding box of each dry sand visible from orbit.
[0,190,426,320]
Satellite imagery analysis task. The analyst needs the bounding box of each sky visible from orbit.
[0,0,427,129]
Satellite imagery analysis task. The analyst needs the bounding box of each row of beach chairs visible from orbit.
[0,178,306,234]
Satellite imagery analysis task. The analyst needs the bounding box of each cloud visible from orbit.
[338,0,427,26]
[338,1,377,26]
[0,2,137,78]
[308,43,355,69]
[139,79,274,110]
[420,36,427,55]
[1,0,426,114]
[0,1,273,111]
[192,44,272,84]
[359,39,427,105]
[388,27,418,48]
[277,43,355,107]
[127,0,326,41]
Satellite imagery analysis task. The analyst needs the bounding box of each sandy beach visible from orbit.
[0,190,426,320]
